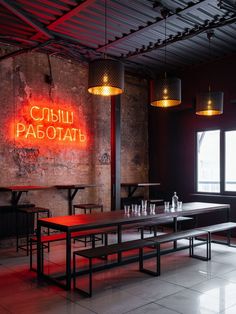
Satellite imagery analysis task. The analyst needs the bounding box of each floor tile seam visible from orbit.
[160,275,210,288]
[155,284,204,302]
[72,300,98,314]
[153,299,183,314]
[215,274,236,283]
[153,287,223,313]
[146,285,187,303]
[121,301,160,314]
[115,285,155,301]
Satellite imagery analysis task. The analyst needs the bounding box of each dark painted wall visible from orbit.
[149,54,236,224]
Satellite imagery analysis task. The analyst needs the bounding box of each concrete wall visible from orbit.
[0,46,149,224]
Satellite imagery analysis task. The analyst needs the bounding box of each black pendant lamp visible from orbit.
[196,31,223,116]
[151,14,181,107]
[196,90,224,116]
[151,74,181,107]
[88,59,124,96]
[88,0,124,96]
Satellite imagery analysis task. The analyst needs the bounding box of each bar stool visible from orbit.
[72,203,103,246]
[72,203,103,215]
[17,206,50,255]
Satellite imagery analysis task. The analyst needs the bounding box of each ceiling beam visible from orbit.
[0,40,54,61]
[0,0,54,39]
[124,14,236,59]
[96,0,213,53]
[31,0,96,41]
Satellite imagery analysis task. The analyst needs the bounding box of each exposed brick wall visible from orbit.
[0,46,148,225]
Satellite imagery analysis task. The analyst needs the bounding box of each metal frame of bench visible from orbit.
[73,228,210,297]
[29,227,115,271]
[140,229,210,277]
[73,237,156,297]
[197,222,236,258]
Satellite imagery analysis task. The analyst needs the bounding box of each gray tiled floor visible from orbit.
[1,232,236,314]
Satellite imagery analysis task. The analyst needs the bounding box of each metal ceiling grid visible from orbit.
[0,0,235,75]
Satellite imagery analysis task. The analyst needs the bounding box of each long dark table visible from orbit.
[55,184,98,215]
[37,202,230,290]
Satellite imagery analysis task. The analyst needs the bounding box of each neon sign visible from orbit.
[11,100,88,149]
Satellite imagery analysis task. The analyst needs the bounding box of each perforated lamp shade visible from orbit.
[151,77,181,107]
[196,91,224,116]
[88,59,124,96]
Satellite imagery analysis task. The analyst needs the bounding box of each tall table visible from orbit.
[121,182,161,197]
[55,184,97,215]
[0,185,52,207]
[36,202,230,290]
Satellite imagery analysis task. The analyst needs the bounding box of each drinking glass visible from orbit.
[137,205,141,214]
[150,203,156,214]
[164,201,170,211]
[177,201,182,210]
[124,205,130,215]
[141,200,147,211]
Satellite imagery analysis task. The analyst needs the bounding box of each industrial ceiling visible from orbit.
[0,0,236,76]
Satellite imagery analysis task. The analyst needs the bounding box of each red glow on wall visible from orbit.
[9,98,89,150]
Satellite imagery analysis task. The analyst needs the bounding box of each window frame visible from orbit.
[195,128,236,196]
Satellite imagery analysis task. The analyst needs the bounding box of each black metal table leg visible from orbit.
[66,231,72,290]
[37,222,42,276]
[173,217,177,249]
[117,224,122,262]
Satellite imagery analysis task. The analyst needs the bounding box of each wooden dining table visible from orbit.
[36,202,230,290]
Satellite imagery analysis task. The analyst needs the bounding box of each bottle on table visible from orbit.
[172,192,178,209]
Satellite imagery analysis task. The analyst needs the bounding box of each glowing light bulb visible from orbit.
[103,74,108,84]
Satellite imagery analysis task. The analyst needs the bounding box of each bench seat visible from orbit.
[197,222,236,258]
[73,228,210,297]
[199,222,236,233]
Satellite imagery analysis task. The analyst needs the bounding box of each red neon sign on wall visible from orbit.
[10,100,88,149]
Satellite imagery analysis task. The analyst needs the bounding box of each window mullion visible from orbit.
[220,130,225,194]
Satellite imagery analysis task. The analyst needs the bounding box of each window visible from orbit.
[196,129,236,194]
[197,130,220,193]
[225,131,236,192]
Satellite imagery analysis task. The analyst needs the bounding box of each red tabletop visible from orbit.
[0,185,52,191]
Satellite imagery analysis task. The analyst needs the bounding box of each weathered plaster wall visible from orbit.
[0,46,148,227]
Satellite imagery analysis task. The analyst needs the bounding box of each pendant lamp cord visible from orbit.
[164,16,167,79]
[104,0,107,59]
[207,30,214,93]
[47,54,54,101]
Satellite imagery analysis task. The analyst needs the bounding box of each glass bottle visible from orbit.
[172,192,178,209]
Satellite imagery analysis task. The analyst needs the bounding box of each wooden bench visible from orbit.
[73,228,210,297]
[30,226,115,271]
